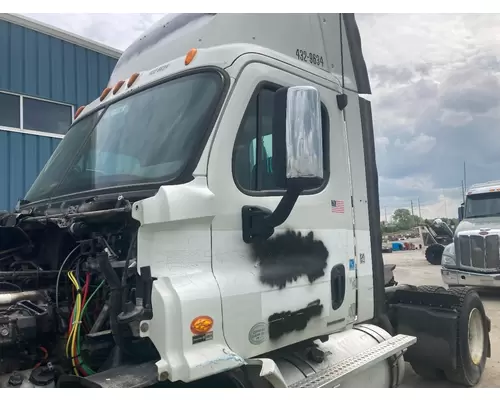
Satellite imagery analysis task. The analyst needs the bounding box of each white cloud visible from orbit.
[21,13,165,50]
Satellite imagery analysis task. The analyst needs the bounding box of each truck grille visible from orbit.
[458,234,500,270]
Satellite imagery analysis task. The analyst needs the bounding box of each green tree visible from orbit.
[392,208,413,230]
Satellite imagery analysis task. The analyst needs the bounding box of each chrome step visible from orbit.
[289,334,417,388]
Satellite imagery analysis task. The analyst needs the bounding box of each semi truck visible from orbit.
[442,180,500,289]
[0,13,490,388]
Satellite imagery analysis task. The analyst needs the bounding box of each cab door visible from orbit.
[208,60,356,358]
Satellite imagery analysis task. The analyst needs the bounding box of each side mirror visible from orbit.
[241,85,325,244]
[273,86,324,191]
[458,204,464,222]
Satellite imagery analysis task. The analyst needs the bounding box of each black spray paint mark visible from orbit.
[268,300,323,340]
[250,230,329,289]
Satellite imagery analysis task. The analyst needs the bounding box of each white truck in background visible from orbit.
[0,13,490,389]
[442,180,500,289]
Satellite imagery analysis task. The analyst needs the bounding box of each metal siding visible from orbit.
[37,33,51,98]
[50,37,64,101]
[24,28,38,94]
[0,21,119,211]
[10,23,24,93]
[0,21,9,89]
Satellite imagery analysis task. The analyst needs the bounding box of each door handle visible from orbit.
[330,264,346,310]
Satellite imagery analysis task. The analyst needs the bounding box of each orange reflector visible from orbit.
[74,105,85,119]
[113,80,125,95]
[127,73,140,88]
[100,88,111,101]
[185,48,198,66]
[190,316,213,335]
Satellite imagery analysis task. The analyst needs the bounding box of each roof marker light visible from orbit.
[100,88,111,101]
[75,105,85,119]
[127,73,140,88]
[185,48,197,66]
[113,80,125,95]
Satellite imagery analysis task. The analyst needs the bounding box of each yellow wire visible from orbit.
[66,271,82,376]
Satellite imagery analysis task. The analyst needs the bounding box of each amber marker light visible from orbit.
[190,316,213,335]
[127,72,140,88]
[113,80,125,95]
[100,88,111,101]
[185,48,198,66]
[74,105,85,119]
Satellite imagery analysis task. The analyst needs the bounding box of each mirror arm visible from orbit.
[241,184,302,244]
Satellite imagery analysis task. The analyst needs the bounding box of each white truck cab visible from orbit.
[442,180,500,288]
[0,14,490,389]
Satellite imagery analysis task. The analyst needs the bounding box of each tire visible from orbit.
[417,285,447,294]
[443,287,490,387]
[425,244,444,265]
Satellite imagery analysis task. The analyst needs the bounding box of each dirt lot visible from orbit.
[384,248,500,388]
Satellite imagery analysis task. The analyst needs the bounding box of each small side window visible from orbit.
[232,84,329,194]
[23,97,72,135]
[0,92,20,129]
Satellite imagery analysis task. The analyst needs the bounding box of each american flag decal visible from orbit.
[331,200,345,214]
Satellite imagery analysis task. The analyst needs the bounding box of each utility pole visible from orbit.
[443,189,448,218]
[463,161,467,193]
[384,206,388,222]
[410,200,414,216]
[418,197,422,219]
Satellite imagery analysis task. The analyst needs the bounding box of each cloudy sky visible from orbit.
[22,13,496,220]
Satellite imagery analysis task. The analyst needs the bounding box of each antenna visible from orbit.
[339,14,345,89]
[463,161,467,192]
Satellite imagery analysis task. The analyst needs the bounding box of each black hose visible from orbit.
[121,233,137,308]
[96,251,123,366]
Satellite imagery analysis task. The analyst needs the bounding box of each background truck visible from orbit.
[419,219,455,265]
[0,13,490,389]
[442,180,500,289]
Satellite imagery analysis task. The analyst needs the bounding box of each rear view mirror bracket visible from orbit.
[242,183,302,244]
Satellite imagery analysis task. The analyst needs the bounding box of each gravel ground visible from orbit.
[384,248,500,388]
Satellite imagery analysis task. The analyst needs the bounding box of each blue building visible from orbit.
[0,13,122,211]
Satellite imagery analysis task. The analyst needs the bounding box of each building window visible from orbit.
[23,97,72,135]
[0,92,21,129]
[232,84,329,194]
[0,91,73,137]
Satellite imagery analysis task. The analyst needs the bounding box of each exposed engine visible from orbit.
[0,197,159,388]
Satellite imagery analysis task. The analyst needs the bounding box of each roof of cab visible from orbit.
[108,13,370,95]
[468,180,500,195]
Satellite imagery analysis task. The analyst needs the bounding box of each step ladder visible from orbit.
[289,334,417,388]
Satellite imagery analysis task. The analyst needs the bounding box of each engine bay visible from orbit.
[0,196,159,388]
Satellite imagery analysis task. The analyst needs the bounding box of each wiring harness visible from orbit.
[65,270,105,376]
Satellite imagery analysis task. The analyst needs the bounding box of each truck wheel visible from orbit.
[425,244,444,265]
[444,287,489,387]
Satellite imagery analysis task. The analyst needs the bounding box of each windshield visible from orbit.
[465,192,500,218]
[25,71,224,203]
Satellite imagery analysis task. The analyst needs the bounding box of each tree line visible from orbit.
[381,208,458,234]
